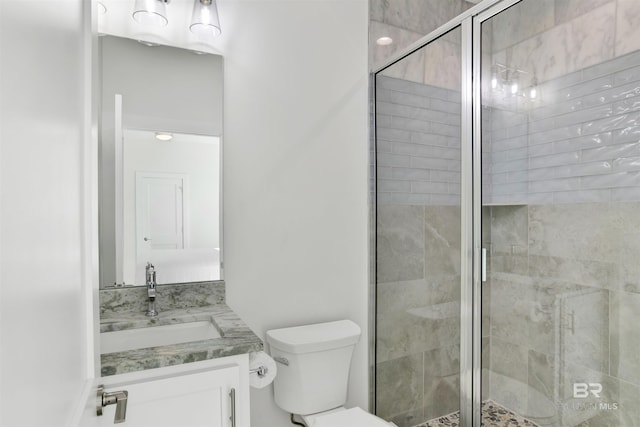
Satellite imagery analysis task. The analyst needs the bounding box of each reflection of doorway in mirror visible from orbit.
[120,129,222,285]
[136,172,189,254]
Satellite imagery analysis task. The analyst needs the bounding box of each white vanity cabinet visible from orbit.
[79,354,250,427]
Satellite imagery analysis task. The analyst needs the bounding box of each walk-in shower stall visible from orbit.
[372,0,640,426]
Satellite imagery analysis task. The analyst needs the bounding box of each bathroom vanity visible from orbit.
[83,281,263,426]
[86,11,259,426]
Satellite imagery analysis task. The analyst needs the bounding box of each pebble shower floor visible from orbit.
[418,401,540,427]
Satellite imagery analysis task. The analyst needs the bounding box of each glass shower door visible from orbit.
[374,26,463,427]
[478,0,640,425]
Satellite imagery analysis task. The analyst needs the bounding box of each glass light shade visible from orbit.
[133,0,168,27]
[190,0,221,39]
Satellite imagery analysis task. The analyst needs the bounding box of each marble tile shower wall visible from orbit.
[376,78,462,426]
[377,204,461,427]
[485,203,640,426]
[370,0,474,72]
[490,0,640,87]
[486,50,640,205]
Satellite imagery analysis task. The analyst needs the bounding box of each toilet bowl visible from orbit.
[266,320,395,427]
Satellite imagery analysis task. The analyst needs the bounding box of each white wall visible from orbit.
[219,1,369,425]
[0,0,90,425]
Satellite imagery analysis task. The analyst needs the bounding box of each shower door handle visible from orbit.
[481,248,487,282]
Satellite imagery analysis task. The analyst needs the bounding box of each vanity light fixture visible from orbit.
[132,0,169,27]
[376,36,393,46]
[155,132,173,141]
[489,63,540,103]
[527,76,539,99]
[190,0,222,39]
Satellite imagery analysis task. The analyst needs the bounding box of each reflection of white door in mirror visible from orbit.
[136,173,189,254]
[119,129,222,286]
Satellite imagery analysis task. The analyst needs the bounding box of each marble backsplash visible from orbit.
[100,281,225,317]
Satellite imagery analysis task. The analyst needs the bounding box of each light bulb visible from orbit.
[190,0,222,39]
[491,77,498,89]
[511,83,518,95]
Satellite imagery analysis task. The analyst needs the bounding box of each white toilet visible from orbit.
[266,320,396,427]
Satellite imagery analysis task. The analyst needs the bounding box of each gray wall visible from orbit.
[101,36,223,136]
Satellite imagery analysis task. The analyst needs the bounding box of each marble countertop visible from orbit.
[100,304,263,377]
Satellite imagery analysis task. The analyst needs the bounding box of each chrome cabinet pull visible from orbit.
[97,384,129,424]
[229,388,236,427]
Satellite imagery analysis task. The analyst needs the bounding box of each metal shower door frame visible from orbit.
[370,0,525,425]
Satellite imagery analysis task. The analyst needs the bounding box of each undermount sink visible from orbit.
[101,319,222,354]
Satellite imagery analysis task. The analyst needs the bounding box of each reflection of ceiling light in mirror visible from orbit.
[155,132,173,141]
[510,82,518,95]
[190,0,222,39]
[137,39,160,47]
[376,36,393,46]
[133,0,168,27]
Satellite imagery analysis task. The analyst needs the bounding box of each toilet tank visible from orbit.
[266,320,361,415]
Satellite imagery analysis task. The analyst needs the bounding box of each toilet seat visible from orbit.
[306,407,394,427]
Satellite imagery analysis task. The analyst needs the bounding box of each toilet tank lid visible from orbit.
[266,320,361,354]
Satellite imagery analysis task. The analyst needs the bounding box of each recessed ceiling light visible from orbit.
[155,132,173,141]
[376,36,393,46]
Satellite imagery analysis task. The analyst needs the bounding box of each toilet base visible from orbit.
[298,406,397,427]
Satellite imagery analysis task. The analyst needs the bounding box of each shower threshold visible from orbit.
[418,400,540,427]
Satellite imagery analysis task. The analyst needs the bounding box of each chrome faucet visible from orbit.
[145,262,158,317]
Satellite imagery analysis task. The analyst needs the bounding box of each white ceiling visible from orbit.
[98,0,224,55]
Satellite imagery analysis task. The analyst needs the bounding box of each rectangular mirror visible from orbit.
[98,35,223,288]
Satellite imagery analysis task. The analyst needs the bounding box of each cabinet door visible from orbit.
[91,365,240,427]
